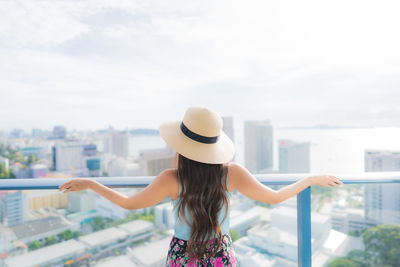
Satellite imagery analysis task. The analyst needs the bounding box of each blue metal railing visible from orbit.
[1,172,400,267]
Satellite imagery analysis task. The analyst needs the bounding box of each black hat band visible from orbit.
[180,122,219,144]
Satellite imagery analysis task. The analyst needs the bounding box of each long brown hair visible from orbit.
[176,153,229,261]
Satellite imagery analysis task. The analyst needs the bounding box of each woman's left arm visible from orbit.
[59,169,175,210]
[120,169,176,209]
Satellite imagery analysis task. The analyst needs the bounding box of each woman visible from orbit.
[59,106,342,266]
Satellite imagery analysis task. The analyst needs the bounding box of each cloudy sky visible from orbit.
[1,0,399,132]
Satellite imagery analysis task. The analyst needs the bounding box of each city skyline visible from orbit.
[2,120,399,135]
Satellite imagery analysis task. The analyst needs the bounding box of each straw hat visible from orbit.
[159,106,235,164]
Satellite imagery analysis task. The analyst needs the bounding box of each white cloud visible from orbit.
[0,0,91,47]
[0,0,399,130]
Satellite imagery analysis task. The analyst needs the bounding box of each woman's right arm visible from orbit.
[229,162,342,205]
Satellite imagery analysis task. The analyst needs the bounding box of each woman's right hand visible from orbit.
[310,175,343,187]
[59,178,95,193]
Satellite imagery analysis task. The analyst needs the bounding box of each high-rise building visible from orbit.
[31,128,44,138]
[52,143,101,176]
[106,157,139,177]
[244,120,273,174]
[86,158,101,176]
[52,143,86,175]
[107,158,127,177]
[52,143,102,176]
[279,139,310,173]
[222,116,235,142]
[10,129,24,139]
[364,150,400,225]
[25,190,69,211]
[139,146,175,176]
[104,130,129,158]
[0,191,28,227]
[222,116,235,162]
[83,144,97,157]
[53,126,67,139]
[84,144,101,176]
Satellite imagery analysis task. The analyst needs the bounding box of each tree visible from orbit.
[0,163,14,179]
[346,250,365,266]
[28,240,42,251]
[328,258,359,267]
[348,230,360,237]
[110,219,120,227]
[0,163,7,179]
[57,229,73,241]
[125,213,135,221]
[362,224,400,266]
[0,143,7,155]
[7,151,25,164]
[27,154,38,165]
[346,250,363,259]
[91,216,106,231]
[134,213,155,223]
[229,229,240,242]
[44,236,57,246]
[6,144,17,154]
[72,231,82,238]
[8,169,15,178]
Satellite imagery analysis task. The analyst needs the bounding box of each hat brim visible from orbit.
[159,120,235,164]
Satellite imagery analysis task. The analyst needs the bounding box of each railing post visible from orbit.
[297,186,311,267]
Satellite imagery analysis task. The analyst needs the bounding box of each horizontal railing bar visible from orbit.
[0,172,399,190]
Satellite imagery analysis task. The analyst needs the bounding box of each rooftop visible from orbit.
[117,219,154,235]
[249,226,298,247]
[129,237,171,266]
[11,216,71,240]
[4,239,87,267]
[322,229,347,252]
[95,255,138,267]
[78,227,128,247]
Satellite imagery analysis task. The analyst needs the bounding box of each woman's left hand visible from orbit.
[59,178,93,193]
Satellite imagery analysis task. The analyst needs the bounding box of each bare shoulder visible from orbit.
[226,162,249,192]
[158,168,178,185]
[158,168,179,200]
[159,168,177,179]
[225,162,276,204]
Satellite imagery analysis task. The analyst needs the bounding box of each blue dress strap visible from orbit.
[177,171,181,195]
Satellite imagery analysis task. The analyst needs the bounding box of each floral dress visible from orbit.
[165,234,237,266]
